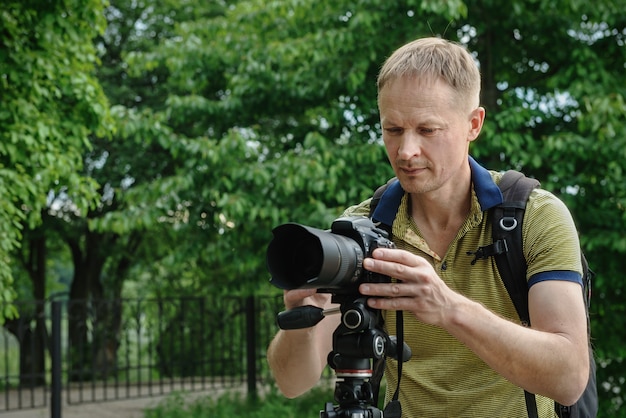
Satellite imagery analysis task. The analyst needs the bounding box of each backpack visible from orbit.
[368,170,597,418]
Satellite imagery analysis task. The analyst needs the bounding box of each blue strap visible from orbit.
[371,179,404,226]
[372,158,503,228]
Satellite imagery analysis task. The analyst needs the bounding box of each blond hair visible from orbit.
[377,37,481,111]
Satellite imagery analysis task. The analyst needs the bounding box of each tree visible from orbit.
[125,0,625,411]
[3,0,625,412]
[0,0,110,311]
[1,0,110,386]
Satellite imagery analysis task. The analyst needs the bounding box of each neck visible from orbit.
[408,177,472,257]
[410,189,471,230]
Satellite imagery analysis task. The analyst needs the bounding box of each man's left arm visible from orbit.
[526,278,590,401]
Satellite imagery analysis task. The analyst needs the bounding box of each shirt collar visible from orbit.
[469,156,503,211]
[372,156,503,226]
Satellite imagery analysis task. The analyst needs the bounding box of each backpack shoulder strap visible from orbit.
[369,177,402,229]
[492,170,540,418]
[492,170,540,325]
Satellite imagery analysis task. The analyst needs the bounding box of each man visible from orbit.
[267,37,589,417]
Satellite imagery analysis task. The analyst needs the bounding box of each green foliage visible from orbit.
[0,0,111,313]
[3,0,626,413]
[144,385,335,418]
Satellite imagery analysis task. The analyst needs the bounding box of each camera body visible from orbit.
[267,216,395,294]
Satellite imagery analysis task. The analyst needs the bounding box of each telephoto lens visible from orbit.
[266,216,394,293]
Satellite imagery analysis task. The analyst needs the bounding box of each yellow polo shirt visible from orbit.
[342,170,582,417]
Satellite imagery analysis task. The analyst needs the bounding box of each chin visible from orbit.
[398,177,435,194]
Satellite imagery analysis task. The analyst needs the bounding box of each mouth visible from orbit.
[399,166,427,176]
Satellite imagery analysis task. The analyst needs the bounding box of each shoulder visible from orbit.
[522,188,583,280]
[524,188,578,236]
[342,199,372,218]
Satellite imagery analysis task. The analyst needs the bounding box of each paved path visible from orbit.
[0,388,230,418]
[1,395,170,418]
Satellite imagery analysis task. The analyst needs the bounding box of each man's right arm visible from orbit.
[267,289,340,398]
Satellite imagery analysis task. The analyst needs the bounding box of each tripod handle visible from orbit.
[277,305,340,330]
[387,335,412,362]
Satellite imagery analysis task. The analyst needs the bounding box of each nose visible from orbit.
[396,132,422,161]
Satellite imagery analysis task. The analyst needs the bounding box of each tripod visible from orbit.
[277,295,410,418]
[320,296,385,418]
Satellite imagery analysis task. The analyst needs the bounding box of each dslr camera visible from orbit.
[266,216,395,294]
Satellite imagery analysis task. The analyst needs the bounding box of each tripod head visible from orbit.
[276,294,411,418]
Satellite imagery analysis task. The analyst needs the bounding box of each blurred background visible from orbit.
[1,0,625,416]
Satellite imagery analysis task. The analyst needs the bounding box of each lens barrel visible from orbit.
[266,223,364,290]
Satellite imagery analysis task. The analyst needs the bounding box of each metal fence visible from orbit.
[0,295,284,415]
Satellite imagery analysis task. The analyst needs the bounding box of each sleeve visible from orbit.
[341,198,373,218]
[522,188,584,287]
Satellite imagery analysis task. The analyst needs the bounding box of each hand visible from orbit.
[283,288,332,311]
[358,248,460,326]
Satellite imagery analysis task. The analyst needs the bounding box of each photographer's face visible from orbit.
[378,76,484,195]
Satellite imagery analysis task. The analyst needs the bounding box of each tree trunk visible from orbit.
[6,226,48,387]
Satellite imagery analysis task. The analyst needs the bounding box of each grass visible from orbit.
[145,379,388,418]
[144,385,337,418]
[0,330,20,389]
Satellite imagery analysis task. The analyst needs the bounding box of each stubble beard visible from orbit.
[395,162,440,195]
[396,173,441,195]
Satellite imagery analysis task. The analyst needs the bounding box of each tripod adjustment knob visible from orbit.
[342,298,375,331]
[373,334,385,358]
[343,308,364,330]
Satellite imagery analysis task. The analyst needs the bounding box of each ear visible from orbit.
[467,107,485,143]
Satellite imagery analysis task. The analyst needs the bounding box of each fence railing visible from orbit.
[0,295,284,415]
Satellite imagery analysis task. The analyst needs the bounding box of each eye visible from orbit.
[384,127,403,135]
[419,127,439,136]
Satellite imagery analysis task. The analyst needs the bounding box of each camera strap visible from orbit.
[369,179,406,417]
[382,309,404,418]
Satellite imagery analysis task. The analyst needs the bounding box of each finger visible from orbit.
[283,288,317,307]
[363,255,421,281]
[359,282,405,298]
[371,248,421,264]
[366,295,412,311]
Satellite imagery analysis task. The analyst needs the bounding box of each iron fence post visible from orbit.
[51,300,62,418]
[245,296,257,399]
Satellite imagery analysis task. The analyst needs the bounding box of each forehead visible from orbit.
[378,76,456,115]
